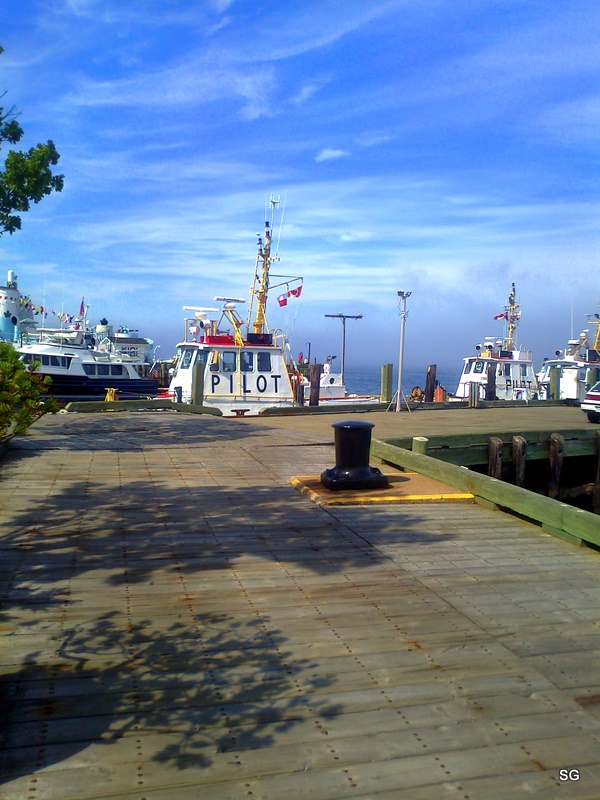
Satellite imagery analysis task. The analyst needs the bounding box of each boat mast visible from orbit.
[505,282,520,349]
[248,196,280,335]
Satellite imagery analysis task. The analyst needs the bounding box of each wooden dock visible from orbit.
[2,405,600,798]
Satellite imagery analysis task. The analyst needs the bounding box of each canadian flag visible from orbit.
[287,285,303,299]
[277,293,288,307]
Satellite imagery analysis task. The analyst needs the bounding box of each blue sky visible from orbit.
[1,0,599,374]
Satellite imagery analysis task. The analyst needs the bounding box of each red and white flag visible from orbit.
[494,311,508,320]
[79,297,85,316]
[287,285,303,299]
[277,293,288,307]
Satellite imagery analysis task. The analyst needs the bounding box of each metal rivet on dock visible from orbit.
[321,420,389,490]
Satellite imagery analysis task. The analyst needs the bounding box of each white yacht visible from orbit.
[19,323,160,396]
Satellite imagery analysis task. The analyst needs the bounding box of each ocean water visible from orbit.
[343,365,461,398]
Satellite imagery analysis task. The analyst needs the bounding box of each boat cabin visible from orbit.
[168,309,295,416]
[455,339,539,401]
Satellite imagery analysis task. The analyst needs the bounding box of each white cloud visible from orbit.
[315,148,350,163]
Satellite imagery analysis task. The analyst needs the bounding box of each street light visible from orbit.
[324,313,363,385]
[395,291,411,412]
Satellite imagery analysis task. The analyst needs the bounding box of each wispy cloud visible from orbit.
[315,148,350,163]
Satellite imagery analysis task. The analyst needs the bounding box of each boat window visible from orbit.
[41,355,50,366]
[61,357,72,368]
[83,364,96,375]
[50,355,61,367]
[180,349,194,369]
[463,362,472,375]
[473,361,485,374]
[111,365,123,376]
[97,364,110,376]
[222,352,237,373]
[520,365,528,379]
[257,352,271,372]
[240,351,253,372]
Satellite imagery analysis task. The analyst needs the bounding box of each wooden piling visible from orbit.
[548,433,564,500]
[488,436,503,479]
[468,382,481,408]
[485,364,497,401]
[424,365,436,403]
[191,360,204,406]
[380,364,393,403]
[512,435,527,488]
[549,367,560,400]
[309,364,322,406]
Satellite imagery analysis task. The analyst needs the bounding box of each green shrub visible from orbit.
[0,342,60,436]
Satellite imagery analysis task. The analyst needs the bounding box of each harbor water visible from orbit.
[343,365,461,398]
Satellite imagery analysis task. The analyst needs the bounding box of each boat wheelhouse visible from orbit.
[455,284,539,401]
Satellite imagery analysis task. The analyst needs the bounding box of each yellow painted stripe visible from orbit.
[289,477,474,505]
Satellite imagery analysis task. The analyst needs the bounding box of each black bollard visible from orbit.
[321,420,389,490]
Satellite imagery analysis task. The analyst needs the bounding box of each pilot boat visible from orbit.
[537,310,600,401]
[167,199,300,416]
[454,284,539,401]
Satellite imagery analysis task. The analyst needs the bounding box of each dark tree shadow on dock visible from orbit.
[0,608,343,782]
[0,415,453,785]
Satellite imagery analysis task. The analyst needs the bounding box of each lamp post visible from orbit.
[325,313,363,385]
[395,291,411,413]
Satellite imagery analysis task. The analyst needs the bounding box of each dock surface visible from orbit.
[2,406,600,799]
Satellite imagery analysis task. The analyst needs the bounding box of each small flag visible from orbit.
[297,351,303,363]
[277,293,288,307]
[287,285,303,299]
[79,298,85,316]
[494,311,508,320]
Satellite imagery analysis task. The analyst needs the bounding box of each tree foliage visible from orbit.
[0,343,60,437]
[0,45,64,236]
